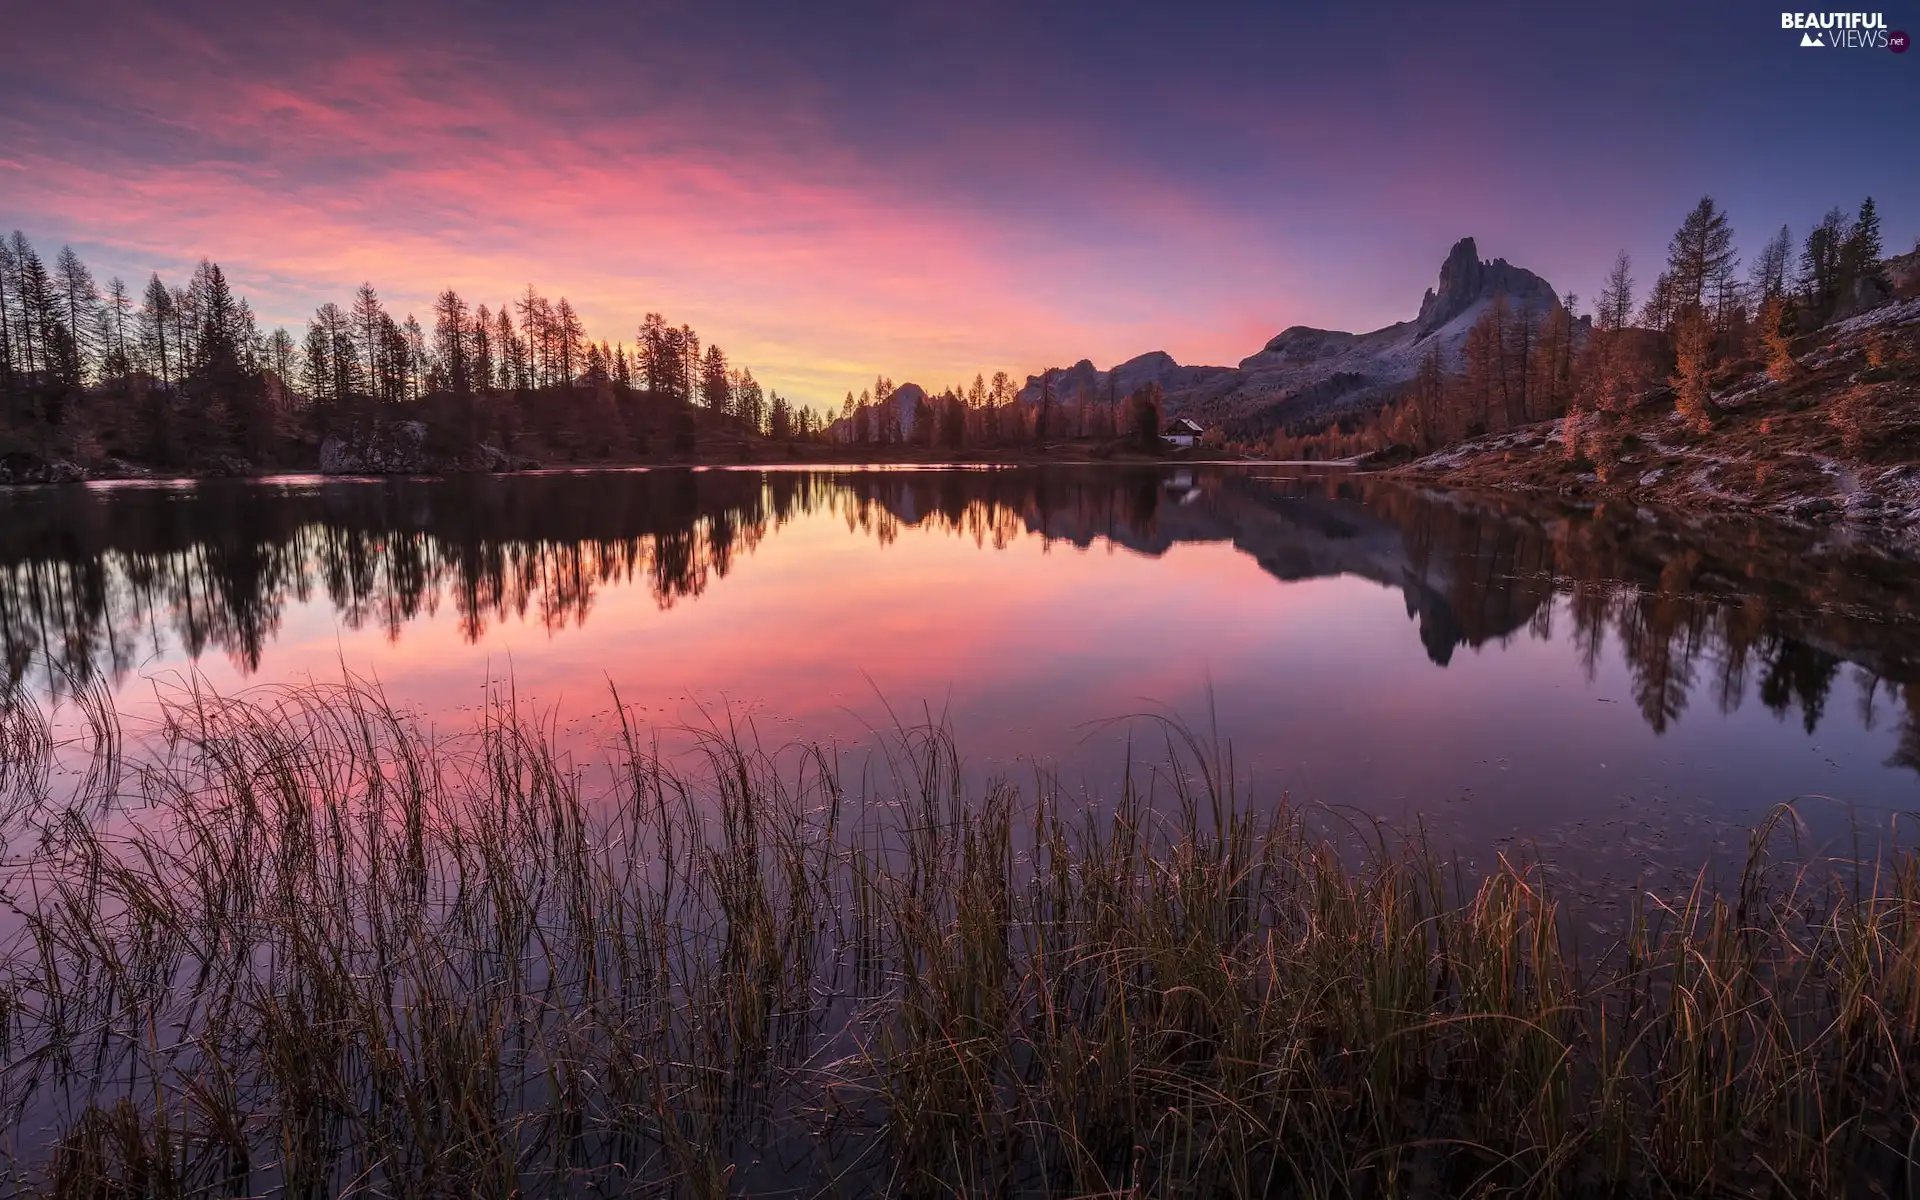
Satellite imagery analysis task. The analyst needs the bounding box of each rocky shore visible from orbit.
[1385,296,1920,551]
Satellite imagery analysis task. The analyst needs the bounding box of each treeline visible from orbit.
[836,375,1012,448]
[830,373,1172,451]
[0,232,820,472]
[1270,195,1903,460]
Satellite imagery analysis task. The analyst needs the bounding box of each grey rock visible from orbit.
[320,421,533,474]
[1831,274,1893,322]
[0,455,86,485]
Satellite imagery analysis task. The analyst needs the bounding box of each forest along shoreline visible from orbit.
[4,204,1915,549]
[1374,295,1920,552]
[0,438,1251,484]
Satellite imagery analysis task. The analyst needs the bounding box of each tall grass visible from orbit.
[0,677,1914,1197]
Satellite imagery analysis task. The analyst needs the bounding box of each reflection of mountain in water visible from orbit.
[850,468,1920,760]
[2,467,1918,767]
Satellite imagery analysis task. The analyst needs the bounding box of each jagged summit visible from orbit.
[1415,237,1556,337]
[1014,351,1234,408]
[1015,238,1570,436]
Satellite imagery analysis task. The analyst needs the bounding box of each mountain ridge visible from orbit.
[1017,237,1566,435]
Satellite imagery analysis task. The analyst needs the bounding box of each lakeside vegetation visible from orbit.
[0,676,1915,1196]
[1268,195,1916,464]
[5,193,1912,484]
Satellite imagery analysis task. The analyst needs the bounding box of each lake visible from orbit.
[3,464,1917,885]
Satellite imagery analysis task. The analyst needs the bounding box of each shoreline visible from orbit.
[0,447,1306,486]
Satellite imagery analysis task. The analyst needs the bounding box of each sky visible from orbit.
[3,0,1915,412]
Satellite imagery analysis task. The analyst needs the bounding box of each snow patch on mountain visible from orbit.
[1017,238,1571,436]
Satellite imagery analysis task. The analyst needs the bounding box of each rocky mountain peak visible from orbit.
[1415,236,1555,335]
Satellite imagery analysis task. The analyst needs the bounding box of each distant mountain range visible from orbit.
[1015,237,1566,436]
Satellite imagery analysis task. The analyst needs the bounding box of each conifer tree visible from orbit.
[55,246,99,383]
[1671,310,1714,433]
[102,277,133,377]
[701,344,730,413]
[1841,196,1884,287]
[1664,196,1737,319]
[433,289,471,395]
[139,273,175,389]
[1761,296,1797,382]
[351,282,386,395]
[554,297,584,384]
[1799,209,1849,314]
[1750,225,1792,306]
[1596,251,1635,331]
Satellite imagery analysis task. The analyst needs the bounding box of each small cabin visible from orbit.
[1161,416,1206,449]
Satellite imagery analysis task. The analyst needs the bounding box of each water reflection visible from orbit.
[1,466,1917,773]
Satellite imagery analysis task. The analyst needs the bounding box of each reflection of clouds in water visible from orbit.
[0,467,1917,776]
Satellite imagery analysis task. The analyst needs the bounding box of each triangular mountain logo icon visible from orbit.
[1800,31,1825,46]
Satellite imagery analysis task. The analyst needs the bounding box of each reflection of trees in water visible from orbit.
[840,469,1920,758]
[1358,477,1913,751]
[3,468,1919,768]
[0,472,831,693]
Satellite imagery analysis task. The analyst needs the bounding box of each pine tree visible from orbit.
[55,246,99,383]
[0,236,17,392]
[264,327,298,408]
[432,290,470,395]
[1671,309,1714,433]
[679,326,700,405]
[1463,296,1506,433]
[496,307,522,390]
[735,369,764,433]
[554,297,583,385]
[512,288,541,385]
[1637,271,1677,332]
[5,232,43,377]
[701,344,730,413]
[401,315,426,402]
[472,307,495,393]
[102,276,133,377]
[1750,225,1792,306]
[350,283,387,397]
[1664,196,1737,320]
[1596,250,1635,331]
[1841,196,1884,287]
[187,262,271,456]
[12,235,70,382]
[1128,382,1162,449]
[638,313,671,397]
[1761,296,1797,382]
[1799,209,1849,314]
[1503,295,1536,426]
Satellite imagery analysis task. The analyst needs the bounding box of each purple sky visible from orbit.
[4,0,1914,408]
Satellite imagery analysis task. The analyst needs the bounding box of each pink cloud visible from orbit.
[2,7,1369,408]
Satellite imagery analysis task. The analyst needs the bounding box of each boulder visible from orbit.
[0,454,86,485]
[319,421,534,474]
[1831,273,1893,321]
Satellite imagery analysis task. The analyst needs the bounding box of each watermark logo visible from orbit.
[1782,11,1898,47]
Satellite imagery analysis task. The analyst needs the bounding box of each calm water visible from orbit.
[4,465,1917,883]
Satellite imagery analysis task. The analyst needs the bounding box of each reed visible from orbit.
[0,676,1914,1197]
